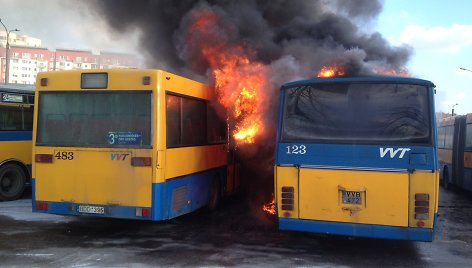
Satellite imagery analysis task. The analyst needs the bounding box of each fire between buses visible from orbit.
[274,76,439,241]
[32,69,239,220]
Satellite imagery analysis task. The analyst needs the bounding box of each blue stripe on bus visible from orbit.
[279,216,437,242]
[32,166,227,221]
[152,166,227,220]
[0,131,32,141]
[276,144,437,171]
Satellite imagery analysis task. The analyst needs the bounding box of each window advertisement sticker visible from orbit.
[108,131,142,145]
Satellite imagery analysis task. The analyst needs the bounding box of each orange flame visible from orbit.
[373,67,410,77]
[317,65,345,77]
[188,9,267,145]
[262,194,276,215]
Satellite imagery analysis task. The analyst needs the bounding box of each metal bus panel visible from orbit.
[34,147,153,207]
[298,168,409,227]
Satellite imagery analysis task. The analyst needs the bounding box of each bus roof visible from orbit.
[0,84,35,94]
[281,76,435,90]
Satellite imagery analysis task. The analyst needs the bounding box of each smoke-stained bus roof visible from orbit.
[0,84,35,94]
[282,76,435,89]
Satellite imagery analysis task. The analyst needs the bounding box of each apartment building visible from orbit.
[1,31,139,84]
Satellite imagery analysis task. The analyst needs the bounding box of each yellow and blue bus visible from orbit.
[438,113,472,190]
[32,69,239,220]
[0,84,35,201]
[274,76,439,241]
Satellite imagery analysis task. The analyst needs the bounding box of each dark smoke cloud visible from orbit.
[86,0,412,205]
[89,0,410,78]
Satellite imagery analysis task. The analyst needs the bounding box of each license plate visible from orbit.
[78,205,105,214]
[342,191,362,205]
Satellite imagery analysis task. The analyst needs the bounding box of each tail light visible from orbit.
[36,201,49,211]
[131,157,152,166]
[136,207,151,217]
[281,186,294,211]
[414,193,430,224]
[35,154,53,163]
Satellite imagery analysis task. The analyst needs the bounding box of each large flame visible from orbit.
[317,65,345,78]
[188,9,267,145]
[373,67,410,77]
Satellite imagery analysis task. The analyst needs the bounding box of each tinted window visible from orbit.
[36,91,151,147]
[466,124,472,150]
[444,125,454,149]
[0,105,33,131]
[166,94,207,147]
[281,83,431,145]
[437,127,446,149]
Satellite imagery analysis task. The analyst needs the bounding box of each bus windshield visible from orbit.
[36,91,151,147]
[281,82,431,145]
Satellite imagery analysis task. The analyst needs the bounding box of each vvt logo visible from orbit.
[379,148,411,159]
[111,153,129,161]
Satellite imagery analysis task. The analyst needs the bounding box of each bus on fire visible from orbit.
[274,76,439,241]
[32,69,239,220]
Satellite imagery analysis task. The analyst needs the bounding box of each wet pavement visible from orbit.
[1,187,472,267]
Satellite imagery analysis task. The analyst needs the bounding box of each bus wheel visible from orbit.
[0,164,26,201]
[208,177,221,211]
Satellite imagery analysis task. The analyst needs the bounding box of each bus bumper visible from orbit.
[278,216,437,241]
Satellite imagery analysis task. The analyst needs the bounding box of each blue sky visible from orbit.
[376,0,472,115]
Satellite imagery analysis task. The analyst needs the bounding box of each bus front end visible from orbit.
[275,77,439,241]
[32,71,154,220]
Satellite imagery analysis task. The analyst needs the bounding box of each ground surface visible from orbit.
[1,187,472,267]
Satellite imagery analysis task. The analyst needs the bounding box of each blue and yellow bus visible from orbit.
[274,76,439,241]
[32,69,239,220]
[0,84,35,201]
[438,113,472,190]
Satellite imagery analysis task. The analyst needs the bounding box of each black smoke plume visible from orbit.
[86,0,412,210]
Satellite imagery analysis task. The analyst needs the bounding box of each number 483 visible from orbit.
[286,145,307,155]
[55,151,74,160]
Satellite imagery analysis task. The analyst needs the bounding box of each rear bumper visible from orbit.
[279,215,437,241]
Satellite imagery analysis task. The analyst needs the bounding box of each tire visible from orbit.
[207,176,221,211]
[0,164,26,201]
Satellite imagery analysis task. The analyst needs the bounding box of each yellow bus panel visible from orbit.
[408,171,438,228]
[34,147,152,207]
[298,168,409,227]
[164,144,227,180]
[0,141,32,165]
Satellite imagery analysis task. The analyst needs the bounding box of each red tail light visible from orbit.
[36,201,49,211]
[414,193,430,222]
[281,186,294,211]
[35,154,53,163]
[131,157,152,166]
[136,207,151,217]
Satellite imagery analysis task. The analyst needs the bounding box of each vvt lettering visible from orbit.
[379,148,411,159]
[111,153,129,161]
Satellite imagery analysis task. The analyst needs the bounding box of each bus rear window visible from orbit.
[36,91,151,147]
[281,83,431,145]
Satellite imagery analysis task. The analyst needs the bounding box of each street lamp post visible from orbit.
[0,18,20,84]
[452,103,459,116]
